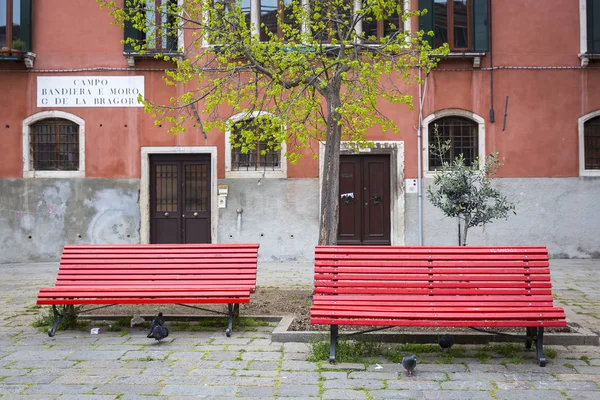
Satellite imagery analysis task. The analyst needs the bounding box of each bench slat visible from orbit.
[314,288,553,295]
[38,297,250,305]
[315,282,552,289]
[310,318,567,327]
[314,273,551,281]
[311,305,562,312]
[311,310,566,319]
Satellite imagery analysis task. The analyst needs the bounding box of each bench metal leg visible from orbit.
[536,327,546,367]
[225,303,234,337]
[48,305,62,337]
[329,324,338,364]
[525,327,536,350]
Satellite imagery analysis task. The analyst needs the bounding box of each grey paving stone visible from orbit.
[247,360,279,370]
[279,372,320,384]
[0,395,59,400]
[348,371,398,380]
[323,378,385,390]
[160,384,238,396]
[204,351,241,361]
[441,380,494,390]
[322,389,367,399]
[109,375,169,384]
[68,350,127,361]
[241,351,282,361]
[321,371,348,379]
[219,360,248,369]
[447,372,506,381]
[120,350,171,360]
[165,350,207,360]
[1,374,59,385]
[58,395,117,400]
[204,375,277,386]
[574,365,600,374]
[532,380,600,390]
[494,390,567,400]
[119,395,166,400]
[283,342,310,353]
[386,381,440,390]
[277,384,320,397]
[563,391,600,400]
[0,384,27,394]
[495,381,534,390]
[466,363,510,373]
[281,360,319,371]
[322,363,365,371]
[370,390,425,399]
[424,391,493,399]
[158,376,207,385]
[24,384,97,395]
[188,368,235,376]
[236,369,279,377]
[399,372,448,381]
[501,372,558,381]
[238,385,277,397]
[92,384,163,395]
[0,368,30,377]
[4,350,75,361]
[416,363,469,373]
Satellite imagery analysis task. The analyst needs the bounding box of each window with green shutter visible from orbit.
[123,0,180,54]
[418,0,488,52]
[0,0,32,55]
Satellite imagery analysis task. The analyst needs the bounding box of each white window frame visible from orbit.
[579,110,600,177]
[422,109,485,177]
[22,111,86,178]
[203,0,410,45]
[225,111,287,178]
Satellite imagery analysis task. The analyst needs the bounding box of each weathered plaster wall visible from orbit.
[0,179,140,263]
[405,178,600,259]
[217,178,320,261]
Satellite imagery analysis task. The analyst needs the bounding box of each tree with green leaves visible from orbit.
[98,0,448,245]
[427,130,516,246]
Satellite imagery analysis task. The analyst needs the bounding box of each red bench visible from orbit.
[310,246,567,366]
[37,243,259,337]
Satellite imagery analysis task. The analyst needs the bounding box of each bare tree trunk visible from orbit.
[461,217,469,246]
[318,91,342,245]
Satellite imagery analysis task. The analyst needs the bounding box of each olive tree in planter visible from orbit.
[427,134,516,246]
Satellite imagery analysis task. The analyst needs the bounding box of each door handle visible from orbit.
[370,194,381,205]
[194,212,198,217]
[164,212,169,217]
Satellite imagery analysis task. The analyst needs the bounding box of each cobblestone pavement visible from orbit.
[0,259,599,399]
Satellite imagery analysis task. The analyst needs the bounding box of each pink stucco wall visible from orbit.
[0,0,597,179]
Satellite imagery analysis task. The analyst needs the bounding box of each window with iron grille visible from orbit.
[124,0,180,54]
[30,118,80,171]
[230,118,281,171]
[428,116,478,170]
[584,116,600,170]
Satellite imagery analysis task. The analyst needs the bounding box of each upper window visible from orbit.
[418,0,488,52]
[423,110,485,175]
[579,111,600,176]
[207,0,405,44]
[0,0,32,55]
[225,113,287,178]
[124,0,180,54]
[23,112,85,178]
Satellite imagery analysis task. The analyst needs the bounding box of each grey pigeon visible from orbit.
[147,324,169,342]
[402,354,417,376]
[439,334,454,350]
[147,313,168,342]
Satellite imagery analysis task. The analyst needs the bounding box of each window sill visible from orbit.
[23,170,85,179]
[0,50,36,68]
[580,169,600,177]
[123,51,182,67]
[440,51,487,68]
[225,170,286,179]
[579,52,600,68]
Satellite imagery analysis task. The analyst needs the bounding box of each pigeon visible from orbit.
[439,334,454,350]
[147,324,169,342]
[147,313,168,342]
[402,354,417,377]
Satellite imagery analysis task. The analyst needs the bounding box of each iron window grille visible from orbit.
[585,116,600,170]
[429,116,478,170]
[230,119,281,171]
[30,118,79,171]
[124,0,180,53]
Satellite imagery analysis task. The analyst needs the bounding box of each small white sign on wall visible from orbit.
[37,76,145,108]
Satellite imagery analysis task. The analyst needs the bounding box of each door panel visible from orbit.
[362,157,391,245]
[337,155,390,245]
[150,155,211,244]
[338,158,362,245]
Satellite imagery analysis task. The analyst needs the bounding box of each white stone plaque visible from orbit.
[37,76,145,108]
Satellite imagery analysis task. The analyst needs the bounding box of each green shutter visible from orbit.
[418,0,434,47]
[589,0,600,53]
[20,0,33,52]
[472,0,489,52]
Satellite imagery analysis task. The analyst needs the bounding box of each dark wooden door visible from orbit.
[150,154,211,244]
[338,155,390,245]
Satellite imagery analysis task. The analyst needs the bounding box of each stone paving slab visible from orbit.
[0,260,599,399]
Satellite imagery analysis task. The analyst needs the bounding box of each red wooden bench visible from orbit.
[310,245,567,366]
[37,243,259,337]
